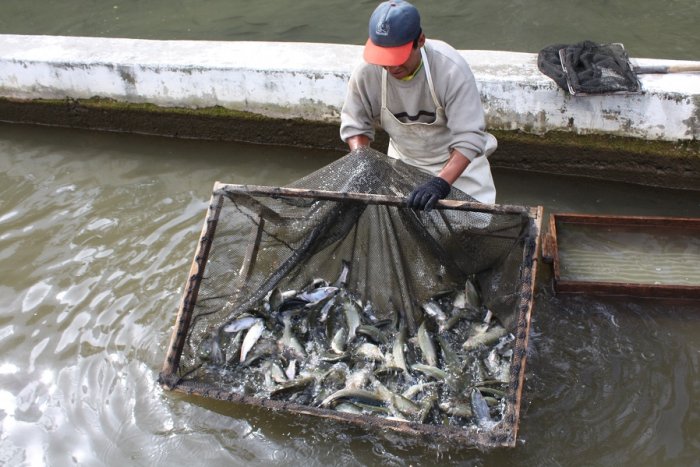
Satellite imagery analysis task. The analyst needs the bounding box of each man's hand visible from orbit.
[406,177,451,211]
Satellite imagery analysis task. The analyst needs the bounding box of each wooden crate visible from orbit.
[159,183,544,448]
[542,213,700,298]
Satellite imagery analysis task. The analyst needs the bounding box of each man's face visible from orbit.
[384,45,422,80]
[384,33,425,79]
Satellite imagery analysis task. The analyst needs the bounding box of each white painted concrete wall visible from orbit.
[1,34,698,141]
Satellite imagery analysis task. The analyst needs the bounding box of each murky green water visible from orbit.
[558,225,700,286]
[1,0,698,60]
[2,123,700,465]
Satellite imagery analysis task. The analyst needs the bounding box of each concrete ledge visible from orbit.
[1,34,699,141]
[0,34,698,190]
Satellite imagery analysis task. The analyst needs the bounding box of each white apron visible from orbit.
[381,48,497,204]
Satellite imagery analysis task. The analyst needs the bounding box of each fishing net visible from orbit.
[160,147,541,447]
[538,40,641,95]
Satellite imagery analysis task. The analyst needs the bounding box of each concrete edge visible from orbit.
[1,34,699,141]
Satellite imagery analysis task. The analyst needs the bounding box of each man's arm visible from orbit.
[346,135,371,151]
[437,149,470,184]
[340,63,380,150]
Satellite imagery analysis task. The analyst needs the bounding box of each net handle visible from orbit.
[213,182,536,216]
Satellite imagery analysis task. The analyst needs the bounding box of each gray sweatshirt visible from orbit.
[340,39,489,161]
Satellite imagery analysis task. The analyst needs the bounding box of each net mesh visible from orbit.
[538,40,641,95]
[160,147,539,446]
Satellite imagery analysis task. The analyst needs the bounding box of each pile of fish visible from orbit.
[198,261,513,430]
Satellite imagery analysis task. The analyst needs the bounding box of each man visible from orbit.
[340,0,497,210]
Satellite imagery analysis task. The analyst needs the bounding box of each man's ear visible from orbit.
[417,33,426,48]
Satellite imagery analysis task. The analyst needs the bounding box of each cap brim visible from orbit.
[363,38,413,67]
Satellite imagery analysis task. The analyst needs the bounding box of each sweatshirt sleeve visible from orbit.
[438,54,490,161]
[340,63,381,143]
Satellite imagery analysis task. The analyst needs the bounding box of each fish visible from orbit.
[270,376,315,398]
[240,319,265,363]
[402,381,441,400]
[318,295,337,323]
[465,279,481,308]
[268,288,283,312]
[298,286,339,304]
[418,392,439,423]
[356,324,388,345]
[411,363,449,381]
[320,388,386,408]
[285,359,297,380]
[470,388,495,429]
[342,297,361,344]
[417,321,437,366]
[332,260,351,288]
[223,315,258,334]
[439,401,473,418]
[270,361,288,384]
[484,348,510,383]
[392,325,409,374]
[334,402,363,414]
[421,300,448,328]
[462,323,507,351]
[279,314,306,358]
[197,268,515,429]
[354,343,385,362]
[330,328,347,354]
[345,367,371,389]
[198,330,226,365]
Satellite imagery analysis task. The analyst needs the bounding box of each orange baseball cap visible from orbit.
[363,1,421,67]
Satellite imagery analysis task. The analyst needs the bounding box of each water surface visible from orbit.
[1,123,700,465]
[1,0,698,60]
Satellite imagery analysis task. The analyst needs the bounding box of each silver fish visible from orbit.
[402,381,441,400]
[332,260,351,288]
[374,380,421,417]
[270,376,315,397]
[411,363,449,381]
[285,359,297,380]
[452,290,467,309]
[318,295,337,323]
[268,288,283,311]
[470,387,495,428]
[345,367,371,389]
[417,321,437,366]
[354,343,385,362]
[279,314,306,357]
[356,324,388,345]
[342,299,361,344]
[320,388,385,408]
[465,279,481,308]
[298,286,338,304]
[198,330,225,365]
[484,348,510,383]
[439,401,473,418]
[462,323,507,351]
[270,361,288,384]
[239,319,265,363]
[421,300,448,326]
[334,402,363,414]
[223,315,258,334]
[330,328,347,354]
[392,326,408,374]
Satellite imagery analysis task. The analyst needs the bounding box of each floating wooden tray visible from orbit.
[542,213,700,298]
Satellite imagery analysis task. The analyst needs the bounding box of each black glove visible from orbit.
[406,177,451,211]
